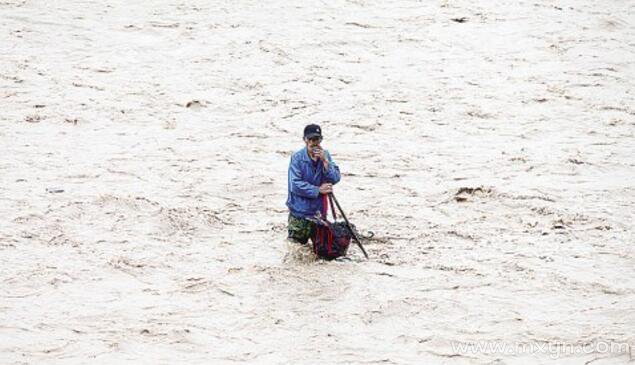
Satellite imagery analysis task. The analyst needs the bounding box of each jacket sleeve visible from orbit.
[289,156,320,198]
[323,151,341,184]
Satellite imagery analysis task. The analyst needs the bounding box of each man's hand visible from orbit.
[313,147,329,169]
[319,183,333,195]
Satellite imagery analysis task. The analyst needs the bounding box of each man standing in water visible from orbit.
[286,124,341,245]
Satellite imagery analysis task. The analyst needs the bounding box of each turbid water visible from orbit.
[1,0,634,363]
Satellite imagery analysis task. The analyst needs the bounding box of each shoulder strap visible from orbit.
[321,194,328,218]
[327,193,337,220]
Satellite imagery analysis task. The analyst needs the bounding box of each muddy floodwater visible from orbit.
[1,0,634,364]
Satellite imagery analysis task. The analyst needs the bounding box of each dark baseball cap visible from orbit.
[303,124,322,139]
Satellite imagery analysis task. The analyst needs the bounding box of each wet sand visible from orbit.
[1,0,634,363]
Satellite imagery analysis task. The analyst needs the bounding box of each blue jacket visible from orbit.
[286,147,341,218]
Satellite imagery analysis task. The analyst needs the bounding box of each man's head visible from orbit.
[303,124,323,150]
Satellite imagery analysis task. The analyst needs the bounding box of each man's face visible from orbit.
[304,136,322,151]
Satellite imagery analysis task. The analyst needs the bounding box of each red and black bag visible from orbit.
[311,194,353,260]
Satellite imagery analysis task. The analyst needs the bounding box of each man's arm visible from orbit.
[323,151,341,184]
[289,156,320,198]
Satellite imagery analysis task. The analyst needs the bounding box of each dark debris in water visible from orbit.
[185,100,205,108]
[454,186,493,202]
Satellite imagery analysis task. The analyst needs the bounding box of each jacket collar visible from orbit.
[298,146,312,162]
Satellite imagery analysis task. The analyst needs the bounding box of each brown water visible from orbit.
[1,0,634,363]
